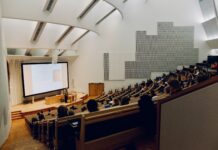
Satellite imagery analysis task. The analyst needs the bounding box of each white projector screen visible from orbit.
[22,63,69,97]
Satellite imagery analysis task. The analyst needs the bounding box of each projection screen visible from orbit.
[21,63,69,97]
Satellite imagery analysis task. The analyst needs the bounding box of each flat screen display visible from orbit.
[22,62,69,97]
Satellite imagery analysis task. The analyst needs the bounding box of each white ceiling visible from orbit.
[2,0,125,57]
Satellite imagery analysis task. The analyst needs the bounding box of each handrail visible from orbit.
[158,76,218,104]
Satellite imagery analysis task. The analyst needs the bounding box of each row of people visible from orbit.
[32,64,213,123]
[28,64,215,149]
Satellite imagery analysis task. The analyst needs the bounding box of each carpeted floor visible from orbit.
[1,119,49,150]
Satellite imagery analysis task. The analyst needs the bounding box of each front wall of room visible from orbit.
[0,0,11,147]
[71,0,210,93]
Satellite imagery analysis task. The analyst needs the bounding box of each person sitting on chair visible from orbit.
[120,96,130,105]
[57,105,68,118]
[168,79,182,95]
[37,111,45,121]
[87,99,99,112]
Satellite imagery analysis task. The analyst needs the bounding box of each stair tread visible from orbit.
[11,110,22,113]
[12,117,23,120]
[12,114,22,117]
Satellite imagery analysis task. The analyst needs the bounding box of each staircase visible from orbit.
[11,111,23,120]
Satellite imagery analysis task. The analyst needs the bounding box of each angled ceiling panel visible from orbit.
[71,30,90,46]
[58,28,88,48]
[2,0,46,18]
[2,18,37,48]
[56,26,74,44]
[202,18,218,40]
[52,0,93,19]
[199,0,216,21]
[2,0,97,31]
[80,0,115,24]
[37,23,69,47]
[96,8,116,25]
[31,22,47,42]
[78,0,100,19]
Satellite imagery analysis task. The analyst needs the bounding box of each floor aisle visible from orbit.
[1,119,155,150]
[1,119,49,150]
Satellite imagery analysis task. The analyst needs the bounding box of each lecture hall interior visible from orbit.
[1,0,218,150]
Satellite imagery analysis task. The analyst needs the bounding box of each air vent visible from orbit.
[31,22,46,43]
[78,0,100,19]
[71,30,90,46]
[56,26,74,44]
[43,0,57,12]
[96,8,116,25]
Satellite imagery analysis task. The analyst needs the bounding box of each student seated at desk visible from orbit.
[112,98,120,107]
[37,111,45,121]
[87,99,99,112]
[120,96,130,105]
[57,105,75,118]
[168,79,182,95]
[57,105,68,118]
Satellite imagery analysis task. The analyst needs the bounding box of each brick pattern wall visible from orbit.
[125,22,198,79]
[104,22,198,80]
[104,53,109,80]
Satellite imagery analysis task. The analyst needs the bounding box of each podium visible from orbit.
[89,83,104,96]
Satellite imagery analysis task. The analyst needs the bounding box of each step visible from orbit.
[12,116,23,120]
[12,114,23,118]
[11,111,22,114]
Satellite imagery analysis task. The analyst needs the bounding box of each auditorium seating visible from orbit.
[23,63,218,150]
[54,103,144,150]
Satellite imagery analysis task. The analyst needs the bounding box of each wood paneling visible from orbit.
[89,83,104,97]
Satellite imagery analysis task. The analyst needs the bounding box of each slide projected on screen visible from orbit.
[22,63,68,97]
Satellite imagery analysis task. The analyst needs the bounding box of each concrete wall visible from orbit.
[160,83,218,150]
[0,0,11,147]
